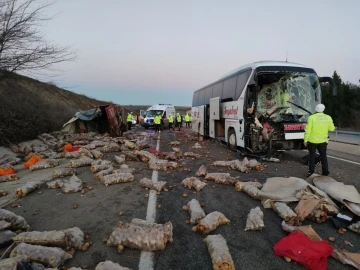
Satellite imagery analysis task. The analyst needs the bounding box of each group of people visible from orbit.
[154,112,192,133]
[126,111,192,133]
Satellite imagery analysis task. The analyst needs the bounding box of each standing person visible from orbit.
[136,113,140,125]
[185,113,190,128]
[154,112,162,133]
[304,104,335,177]
[168,113,175,131]
[176,113,182,131]
[127,112,134,131]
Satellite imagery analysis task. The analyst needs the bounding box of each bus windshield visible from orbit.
[146,110,163,117]
[256,72,321,122]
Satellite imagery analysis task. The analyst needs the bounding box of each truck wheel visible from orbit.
[228,129,237,151]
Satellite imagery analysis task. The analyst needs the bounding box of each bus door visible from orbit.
[209,97,220,138]
[192,106,205,136]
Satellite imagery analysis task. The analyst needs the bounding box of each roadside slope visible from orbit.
[0,72,109,146]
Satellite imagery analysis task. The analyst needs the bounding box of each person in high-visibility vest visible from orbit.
[304,104,335,177]
[185,113,190,128]
[168,113,175,131]
[176,113,182,131]
[154,112,162,133]
[127,112,134,131]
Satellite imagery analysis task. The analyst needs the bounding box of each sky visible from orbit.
[41,0,360,106]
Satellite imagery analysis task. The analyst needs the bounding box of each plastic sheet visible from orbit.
[10,243,72,268]
[195,165,207,177]
[245,207,264,231]
[181,177,207,192]
[101,173,134,187]
[193,211,230,234]
[187,199,206,224]
[61,175,83,193]
[95,261,132,270]
[52,168,76,178]
[24,154,43,169]
[107,220,173,251]
[204,234,235,270]
[274,232,333,270]
[16,181,41,198]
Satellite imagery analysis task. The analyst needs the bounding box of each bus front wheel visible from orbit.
[228,129,237,151]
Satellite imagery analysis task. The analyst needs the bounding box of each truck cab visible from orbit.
[142,104,176,129]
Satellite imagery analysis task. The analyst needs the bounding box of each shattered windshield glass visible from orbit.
[256,72,320,122]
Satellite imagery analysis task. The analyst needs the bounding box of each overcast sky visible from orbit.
[44,0,359,106]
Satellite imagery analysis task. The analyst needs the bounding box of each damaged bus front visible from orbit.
[246,65,336,154]
[191,61,336,157]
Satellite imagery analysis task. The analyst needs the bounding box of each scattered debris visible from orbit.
[271,202,297,221]
[186,199,206,224]
[16,181,42,198]
[107,219,173,251]
[95,261,132,270]
[245,207,264,231]
[61,175,83,193]
[139,178,166,192]
[234,181,262,191]
[52,168,77,178]
[10,242,73,268]
[204,234,235,270]
[101,173,134,186]
[195,165,207,177]
[192,211,230,234]
[181,177,207,192]
[205,173,236,185]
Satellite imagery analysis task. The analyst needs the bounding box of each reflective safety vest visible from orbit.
[154,115,161,124]
[168,115,173,123]
[185,114,190,121]
[176,115,182,122]
[304,112,335,143]
[127,114,133,122]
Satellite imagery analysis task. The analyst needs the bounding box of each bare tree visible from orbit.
[0,0,75,76]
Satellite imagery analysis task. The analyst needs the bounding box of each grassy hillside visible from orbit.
[0,72,109,146]
[0,72,191,146]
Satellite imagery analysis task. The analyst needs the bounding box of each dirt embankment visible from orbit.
[0,72,109,146]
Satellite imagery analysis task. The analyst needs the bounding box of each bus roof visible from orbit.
[218,61,308,80]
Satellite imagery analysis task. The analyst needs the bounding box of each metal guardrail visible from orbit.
[329,130,360,145]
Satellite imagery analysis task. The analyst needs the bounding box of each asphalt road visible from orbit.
[3,126,360,269]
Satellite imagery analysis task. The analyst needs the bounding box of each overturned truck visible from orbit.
[191,61,337,156]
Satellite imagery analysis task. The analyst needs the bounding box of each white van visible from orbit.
[142,104,176,129]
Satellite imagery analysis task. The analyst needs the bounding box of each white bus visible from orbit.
[191,61,336,155]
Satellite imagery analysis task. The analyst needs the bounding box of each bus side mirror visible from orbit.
[319,77,337,96]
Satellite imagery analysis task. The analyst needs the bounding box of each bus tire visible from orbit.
[227,128,237,151]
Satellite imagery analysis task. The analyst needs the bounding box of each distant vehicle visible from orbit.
[191,61,337,156]
[142,104,176,129]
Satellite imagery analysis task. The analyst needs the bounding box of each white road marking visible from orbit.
[139,133,160,270]
[327,155,360,166]
[302,150,360,165]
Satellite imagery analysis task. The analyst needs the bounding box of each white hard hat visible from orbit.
[315,104,325,113]
[177,113,179,115]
